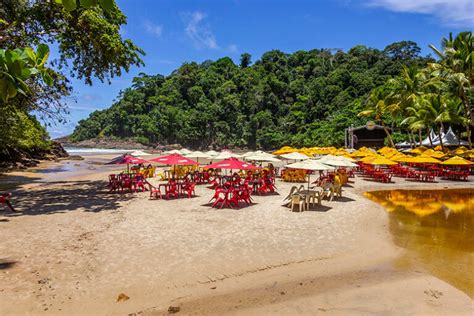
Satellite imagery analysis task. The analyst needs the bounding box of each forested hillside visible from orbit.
[71,42,432,149]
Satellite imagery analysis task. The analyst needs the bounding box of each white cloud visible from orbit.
[366,0,474,27]
[183,11,219,49]
[144,20,163,38]
[228,44,238,54]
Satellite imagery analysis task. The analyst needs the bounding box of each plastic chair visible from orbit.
[0,193,15,211]
[290,194,306,212]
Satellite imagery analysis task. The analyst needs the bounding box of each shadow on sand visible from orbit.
[0,259,17,270]
[1,180,136,217]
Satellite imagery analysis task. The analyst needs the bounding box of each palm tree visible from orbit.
[358,86,395,147]
[429,31,473,148]
[421,94,465,150]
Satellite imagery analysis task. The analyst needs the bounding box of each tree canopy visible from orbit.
[71,42,432,149]
[0,0,144,153]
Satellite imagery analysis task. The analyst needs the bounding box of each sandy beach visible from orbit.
[0,154,472,315]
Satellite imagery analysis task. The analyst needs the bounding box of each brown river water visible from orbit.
[365,189,474,297]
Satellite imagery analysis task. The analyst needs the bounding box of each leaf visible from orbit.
[98,0,114,11]
[62,0,77,11]
[0,79,9,102]
[36,44,50,66]
[80,0,97,8]
[41,72,54,86]
[22,47,36,63]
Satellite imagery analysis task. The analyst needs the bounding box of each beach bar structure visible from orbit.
[345,122,391,149]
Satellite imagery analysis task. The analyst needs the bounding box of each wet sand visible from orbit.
[0,154,472,315]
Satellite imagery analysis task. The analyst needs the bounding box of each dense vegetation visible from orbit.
[71,42,433,149]
[359,31,473,149]
[0,0,143,157]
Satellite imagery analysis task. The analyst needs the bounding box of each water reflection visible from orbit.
[365,189,474,297]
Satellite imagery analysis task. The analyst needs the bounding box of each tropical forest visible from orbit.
[70,33,473,150]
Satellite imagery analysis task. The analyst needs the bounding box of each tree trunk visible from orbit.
[427,128,433,147]
[459,89,473,149]
[409,130,416,148]
[418,130,422,146]
[439,123,445,151]
[381,121,394,147]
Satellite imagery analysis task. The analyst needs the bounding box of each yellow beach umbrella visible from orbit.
[440,156,473,165]
[367,157,398,166]
[411,156,442,164]
[410,146,428,154]
[394,155,416,163]
[359,155,378,163]
[452,146,468,156]
[430,151,446,159]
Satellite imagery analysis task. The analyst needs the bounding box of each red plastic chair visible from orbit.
[209,187,224,203]
[147,182,162,200]
[0,193,14,212]
[212,191,229,209]
[185,183,196,198]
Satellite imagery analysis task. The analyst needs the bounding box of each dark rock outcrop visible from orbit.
[0,141,70,171]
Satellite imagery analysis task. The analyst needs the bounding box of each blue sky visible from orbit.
[48,0,473,138]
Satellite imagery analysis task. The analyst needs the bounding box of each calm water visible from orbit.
[365,189,474,297]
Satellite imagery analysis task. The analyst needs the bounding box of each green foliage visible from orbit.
[0,45,53,103]
[71,42,431,149]
[0,0,143,154]
[361,31,473,149]
[0,105,50,151]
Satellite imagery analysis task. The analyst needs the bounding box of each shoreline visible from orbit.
[0,155,472,315]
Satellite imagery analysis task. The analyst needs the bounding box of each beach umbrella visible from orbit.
[317,156,357,167]
[164,149,183,155]
[129,150,151,156]
[213,150,243,160]
[272,146,296,155]
[204,157,257,170]
[358,155,378,163]
[367,157,398,166]
[106,154,149,172]
[150,153,198,165]
[180,148,192,155]
[430,151,446,159]
[286,159,335,190]
[245,153,281,162]
[205,150,219,157]
[150,153,199,179]
[410,156,441,164]
[280,152,310,161]
[184,151,210,163]
[440,156,473,165]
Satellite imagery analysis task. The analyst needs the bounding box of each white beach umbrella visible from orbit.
[286,159,334,189]
[129,150,151,156]
[245,153,281,162]
[213,150,243,160]
[205,150,218,157]
[317,155,357,167]
[180,148,192,155]
[185,151,210,163]
[242,151,256,158]
[164,149,183,155]
[280,152,310,160]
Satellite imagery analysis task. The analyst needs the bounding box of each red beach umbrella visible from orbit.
[106,154,149,172]
[204,157,257,170]
[149,153,198,165]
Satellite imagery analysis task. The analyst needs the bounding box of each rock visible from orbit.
[61,155,84,161]
[168,306,180,314]
[116,293,130,302]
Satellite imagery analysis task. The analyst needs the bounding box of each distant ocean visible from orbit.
[64,147,131,155]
